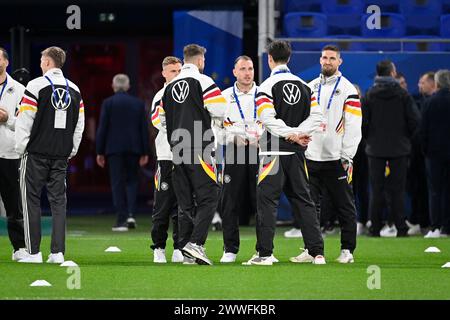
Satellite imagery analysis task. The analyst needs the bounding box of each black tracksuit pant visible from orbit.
[0,158,25,251]
[20,153,68,255]
[353,141,370,225]
[368,156,409,236]
[307,159,357,253]
[425,157,450,233]
[151,160,179,250]
[219,144,258,254]
[256,152,323,257]
[172,152,219,248]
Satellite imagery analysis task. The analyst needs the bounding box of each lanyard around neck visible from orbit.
[318,76,341,110]
[45,75,70,108]
[233,84,257,122]
[0,76,8,102]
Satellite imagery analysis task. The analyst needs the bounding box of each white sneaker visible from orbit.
[248,255,273,266]
[313,255,326,265]
[424,229,441,238]
[268,254,279,263]
[220,252,237,263]
[380,224,397,237]
[12,248,30,261]
[407,224,421,236]
[357,222,367,236]
[18,252,43,263]
[171,249,184,263]
[153,248,167,263]
[290,248,314,263]
[336,249,354,264]
[47,252,64,264]
[284,228,303,238]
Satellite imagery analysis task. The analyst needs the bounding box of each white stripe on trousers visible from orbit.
[19,153,31,253]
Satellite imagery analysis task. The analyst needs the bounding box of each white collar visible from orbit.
[233,81,256,95]
[270,64,290,77]
[320,71,342,85]
[182,63,200,73]
[44,68,63,77]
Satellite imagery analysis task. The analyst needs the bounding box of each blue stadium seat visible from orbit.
[444,0,450,13]
[441,15,450,50]
[283,12,327,51]
[400,0,442,35]
[327,35,367,51]
[363,0,399,12]
[321,0,364,35]
[403,36,444,52]
[361,13,406,51]
[283,0,321,13]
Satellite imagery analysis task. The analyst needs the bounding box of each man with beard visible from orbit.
[306,45,362,263]
[159,44,227,265]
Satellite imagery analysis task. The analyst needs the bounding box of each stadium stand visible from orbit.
[283,12,328,50]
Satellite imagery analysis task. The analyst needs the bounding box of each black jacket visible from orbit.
[419,88,450,159]
[96,92,149,156]
[362,77,420,158]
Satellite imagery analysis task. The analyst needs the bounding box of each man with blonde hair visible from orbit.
[150,56,184,263]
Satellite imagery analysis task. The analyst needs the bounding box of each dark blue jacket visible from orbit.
[420,88,450,160]
[96,92,149,156]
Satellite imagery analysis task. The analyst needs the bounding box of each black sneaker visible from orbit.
[127,217,137,229]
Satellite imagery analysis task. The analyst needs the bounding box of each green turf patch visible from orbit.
[1,215,449,299]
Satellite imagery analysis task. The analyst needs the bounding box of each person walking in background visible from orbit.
[96,74,149,232]
[306,45,361,263]
[15,46,85,263]
[0,47,27,261]
[150,56,184,263]
[419,69,450,238]
[362,60,420,238]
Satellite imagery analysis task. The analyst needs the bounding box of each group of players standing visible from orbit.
[149,40,362,266]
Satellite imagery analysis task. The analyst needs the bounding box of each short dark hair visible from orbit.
[376,60,394,77]
[267,40,291,64]
[41,46,66,68]
[395,71,405,79]
[421,71,435,82]
[322,44,340,57]
[234,55,252,66]
[183,44,206,61]
[0,47,9,60]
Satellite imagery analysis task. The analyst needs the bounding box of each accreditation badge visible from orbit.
[54,110,67,129]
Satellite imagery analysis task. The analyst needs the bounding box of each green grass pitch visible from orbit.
[0,215,449,300]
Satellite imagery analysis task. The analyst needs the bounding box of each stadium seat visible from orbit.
[363,0,399,12]
[403,36,444,52]
[321,0,364,35]
[400,0,442,35]
[444,0,450,13]
[441,15,450,50]
[361,13,406,51]
[283,0,322,13]
[326,35,367,51]
[283,12,327,51]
